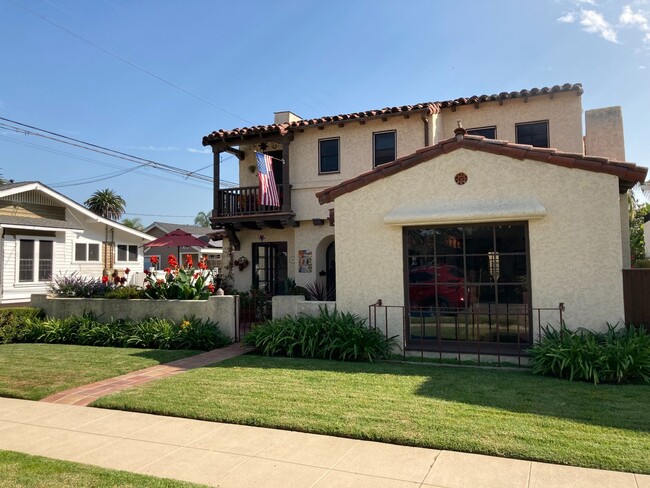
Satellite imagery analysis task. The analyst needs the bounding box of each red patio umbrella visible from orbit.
[144,229,208,263]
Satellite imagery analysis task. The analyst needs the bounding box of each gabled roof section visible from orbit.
[202,83,583,145]
[144,221,210,236]
[316,132,648,204]
[0,181,152,240]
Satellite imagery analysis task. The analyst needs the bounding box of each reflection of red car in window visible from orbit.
[408,264,465,309]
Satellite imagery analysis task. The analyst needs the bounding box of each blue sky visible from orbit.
[1,0,649,225]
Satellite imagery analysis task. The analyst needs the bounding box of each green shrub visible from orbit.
[3,313,230,351]
[528,323,650,384]
[244,307,397,361]
[103,286,145,299]
[633,259,650,268]
[0,307,44,343]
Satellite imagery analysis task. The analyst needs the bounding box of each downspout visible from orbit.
[421,112,430,147]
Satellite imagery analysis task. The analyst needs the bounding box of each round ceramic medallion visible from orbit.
[454,172,468,185]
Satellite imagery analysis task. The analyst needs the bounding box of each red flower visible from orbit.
[150,256,159,265]
[113,276,120,284]
[164,267,171,273]
[193,272,200,279]
[101,275,109,283]
[185,255,193,268]
[144,269,151,276]
[120,277,127,284]
[168,255,178,268]
[146,284,151,289]
[124,268,130,275]
[198,260,207,270]
[207,283,215,293]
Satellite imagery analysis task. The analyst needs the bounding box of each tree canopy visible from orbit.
[194,210,211,227]
[122,217,145,231]
[84,189,126,221]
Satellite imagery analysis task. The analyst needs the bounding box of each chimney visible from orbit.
[273,111,302,125]
[584,106,626,161]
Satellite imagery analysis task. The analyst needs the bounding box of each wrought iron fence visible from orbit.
[368,300,565,366]
[235,293,273,342]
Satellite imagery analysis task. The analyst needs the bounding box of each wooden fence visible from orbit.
[623,269,650,328]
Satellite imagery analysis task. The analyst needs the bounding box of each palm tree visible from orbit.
[84,189,126,221]
[84,189,126,274]
[122,217,144,231]
[194,210,211,228]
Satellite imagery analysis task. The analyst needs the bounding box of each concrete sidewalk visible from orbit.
[0,397,646,488]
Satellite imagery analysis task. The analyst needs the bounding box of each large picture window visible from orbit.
[19,239,53,283]
[404,223,531,349]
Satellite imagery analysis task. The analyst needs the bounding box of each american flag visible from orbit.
[255,152,280,207]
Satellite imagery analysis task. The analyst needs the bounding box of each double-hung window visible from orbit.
[373,131,396,166]
[19,239,53,283]
[319,138,339,174]
[117,244,138,262]
[516,121,549,148]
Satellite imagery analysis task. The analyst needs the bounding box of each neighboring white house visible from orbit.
[0,181,152,304]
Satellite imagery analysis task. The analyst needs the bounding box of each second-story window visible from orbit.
[373,131,396,166]
[319,138,339,174]
[516,121,549,148]
[467,126,496,139]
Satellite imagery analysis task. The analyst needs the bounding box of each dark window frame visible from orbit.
[466,126,497,139]
[318,137,340,175]
[402,222,533,350]
[515,120,549,148]
[373,130,397,167]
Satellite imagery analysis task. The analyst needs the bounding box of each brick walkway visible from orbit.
[40,343,254,407]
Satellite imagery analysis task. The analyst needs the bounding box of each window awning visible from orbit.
[383,198,547,226]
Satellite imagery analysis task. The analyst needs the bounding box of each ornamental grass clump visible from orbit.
[528,323,650,384]
[48,272,113,298]
[244,307,397,361]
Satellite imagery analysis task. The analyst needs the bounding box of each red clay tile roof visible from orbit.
[316,132,648,204]
[202,84,583,145]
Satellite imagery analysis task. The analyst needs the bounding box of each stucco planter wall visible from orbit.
[30,294,237,339]
[272,295,337,320]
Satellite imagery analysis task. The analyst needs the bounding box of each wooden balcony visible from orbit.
[212,185,295,229]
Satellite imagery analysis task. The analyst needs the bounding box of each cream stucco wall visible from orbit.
[438,92,583,153]
[333,148,624,340]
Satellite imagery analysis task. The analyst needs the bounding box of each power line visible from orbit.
[6,0,253,125]
[0,116,240,188]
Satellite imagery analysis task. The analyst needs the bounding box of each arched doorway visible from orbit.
[326,241,336,300]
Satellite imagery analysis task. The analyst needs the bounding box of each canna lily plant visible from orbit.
[143,254,215,300]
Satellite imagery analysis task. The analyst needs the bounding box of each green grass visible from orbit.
[94,355,650,474]
[0,344,201,400]
[0,450,206,487]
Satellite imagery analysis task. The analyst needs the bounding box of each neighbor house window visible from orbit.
[319,138,339,174]
[516,121,549,148]
[75,243,100,262]
[117,244,138,262]
[467,126,496,139]
[19,239,53,283]
[373,131,396,166]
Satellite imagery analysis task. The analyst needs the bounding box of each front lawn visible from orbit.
[94,355,650,474]
[0,451,206,487]
[0,344,200,400]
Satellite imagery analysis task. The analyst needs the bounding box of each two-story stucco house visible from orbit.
[202,83,647,355]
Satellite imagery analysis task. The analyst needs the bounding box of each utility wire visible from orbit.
[6,0,254,125]
[0,116,240,187]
